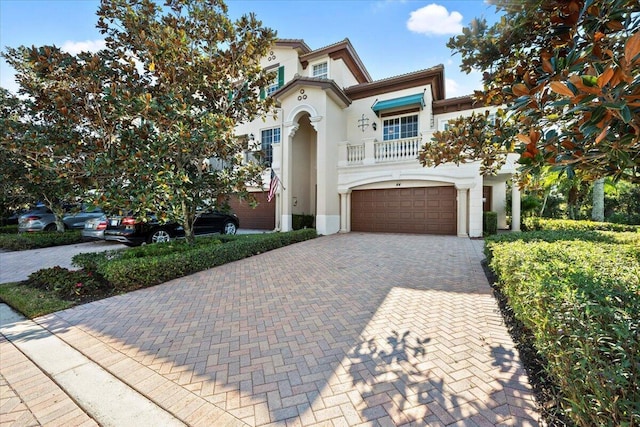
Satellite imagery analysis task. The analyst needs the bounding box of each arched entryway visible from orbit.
[287,113,318,226]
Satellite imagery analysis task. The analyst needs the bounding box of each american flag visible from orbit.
[267,169,280,202]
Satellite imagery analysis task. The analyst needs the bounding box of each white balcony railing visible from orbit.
[347,144,365,164]
[343,137,422,166]
[374,137,421,163]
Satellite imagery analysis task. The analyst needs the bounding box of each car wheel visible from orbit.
[223,221,237,235]
[44,224,57,232]
[148,228,172,244]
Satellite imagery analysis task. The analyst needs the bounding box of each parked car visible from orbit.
[18,204,105,232]
[104,210,239,246]
[81,215,108,241]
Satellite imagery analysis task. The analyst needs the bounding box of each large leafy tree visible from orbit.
[420,0,640,183]
[91,0,276,242]
[0,88,31,218]
[1,51,102,231]
[3,0,276,241]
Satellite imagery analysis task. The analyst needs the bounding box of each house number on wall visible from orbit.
[297,88,307,101]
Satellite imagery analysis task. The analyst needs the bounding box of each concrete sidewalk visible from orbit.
[0,304,186,426]
[0,234,541,426]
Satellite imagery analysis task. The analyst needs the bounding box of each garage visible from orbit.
[228,192,275,230]
[351,186,457,235]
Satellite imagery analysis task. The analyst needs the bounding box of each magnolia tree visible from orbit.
[3,0,276,241]
[92,0,276,242]
[0,89,31,218]
[0,53,102,231]
[420,0,640,184]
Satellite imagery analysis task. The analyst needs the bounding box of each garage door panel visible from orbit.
[351,186,456,235]
[228,192,275,230]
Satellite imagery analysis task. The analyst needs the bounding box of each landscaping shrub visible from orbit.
[486,231,640,426]
[0,230,84,250]
[292,213,314,230]
[483,211,497,235]
[26,266,111,299]
[523,217,640,233]
[0,225,18,234]
[99,229,317,291]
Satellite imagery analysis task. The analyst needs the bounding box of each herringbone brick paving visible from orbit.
[37,234,539,426]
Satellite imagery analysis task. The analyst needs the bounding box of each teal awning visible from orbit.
[371,93,425,116]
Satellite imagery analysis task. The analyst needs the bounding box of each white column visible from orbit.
[339,190,351,233]
[511,181,521,232]
[468,182,483,238]
[456,188,468,237]
[493,182,507,229]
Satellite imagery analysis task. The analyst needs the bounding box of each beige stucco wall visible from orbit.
[260,46,302,79]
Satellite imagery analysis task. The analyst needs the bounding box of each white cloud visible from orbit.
[446,71,484,98]
[407,4,463,36]
[61,39,106,55]
[445,78,461,97]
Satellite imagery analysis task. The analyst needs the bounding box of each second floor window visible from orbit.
[261,128,280,166]
[312,62,328,79]
[383,114,418,141]
[265,66,285,97]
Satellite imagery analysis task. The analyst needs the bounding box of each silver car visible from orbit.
[18,205,105,232]
[81,215,108,241]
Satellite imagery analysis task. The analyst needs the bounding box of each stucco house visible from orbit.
[232,38,521,237]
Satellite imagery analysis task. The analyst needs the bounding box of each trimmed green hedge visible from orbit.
[0,230,84,251]
[0,225,18,234]
[485,230,640,426]
[523,217,640,233]
[75,229,318,292]
[483,211,497,235]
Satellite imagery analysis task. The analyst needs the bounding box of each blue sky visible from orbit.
[1,1,500,98]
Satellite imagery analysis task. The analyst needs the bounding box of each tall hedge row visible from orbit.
[486,230,640,426]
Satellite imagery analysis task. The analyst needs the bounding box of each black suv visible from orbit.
[104,210,239,246]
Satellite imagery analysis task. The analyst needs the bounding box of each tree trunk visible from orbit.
[182,201,196,245]
[591,178,605,222]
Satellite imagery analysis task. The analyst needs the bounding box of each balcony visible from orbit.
[342,136,423,167]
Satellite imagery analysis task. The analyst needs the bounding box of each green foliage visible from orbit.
[422,0,640,182]
[0,225,18,234]
[523,217,640,233]
[72,235,224,270]
[483,211,498,235]
[292,214,314,230]
[25,266,110,299]
[605,182,640,225]
[2,0,277,243]
[0,282,73,318]
[486,230,640,425]
[0,230,84,251]
[100,229,317,291]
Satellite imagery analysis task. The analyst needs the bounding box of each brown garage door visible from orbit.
[228,192,275,230]
[351,186,457,235]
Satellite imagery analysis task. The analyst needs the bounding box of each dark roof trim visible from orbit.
[273,76,352,108]
[274,39,312,54]
[299,38,372,84]
[345,65,445,101]
[432,95,479,114]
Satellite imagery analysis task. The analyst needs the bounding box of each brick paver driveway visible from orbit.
[38,233,539,426]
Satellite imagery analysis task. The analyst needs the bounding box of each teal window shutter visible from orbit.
[277,66,284,88]
[260,88,266,100]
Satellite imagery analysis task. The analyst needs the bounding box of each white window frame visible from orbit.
[267,72,279,96]
[260,127,281,166]
[312,61,328,79]
[382,113,419,141]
